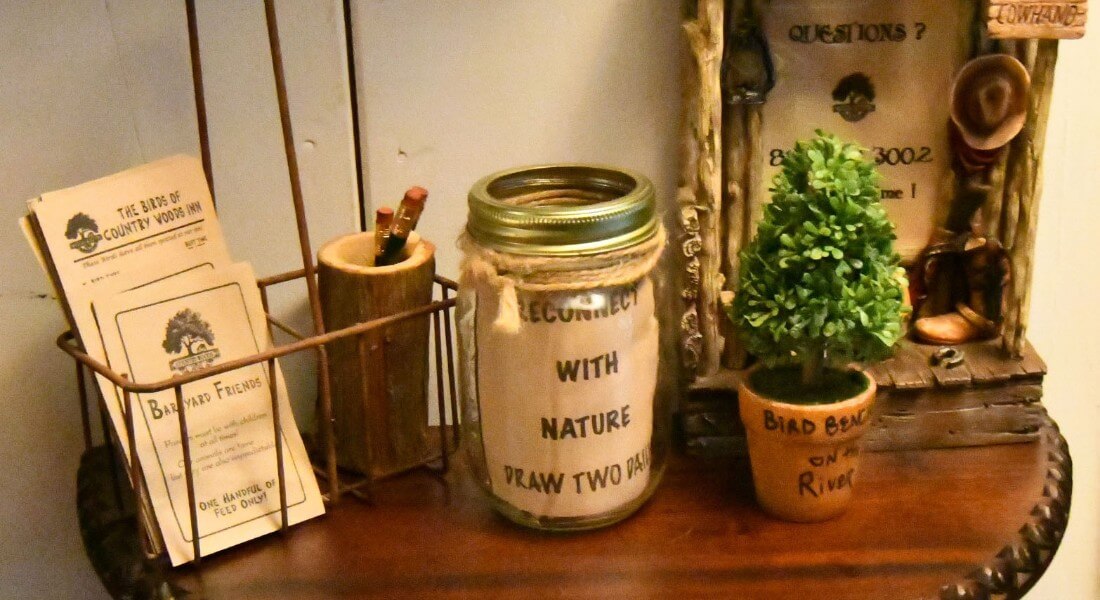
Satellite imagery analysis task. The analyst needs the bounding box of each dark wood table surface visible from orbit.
[80,415,1071,600]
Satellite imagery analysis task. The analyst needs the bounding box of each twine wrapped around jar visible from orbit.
[459,186,665,334]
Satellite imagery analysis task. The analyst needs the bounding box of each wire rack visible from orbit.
[56,0,460,564]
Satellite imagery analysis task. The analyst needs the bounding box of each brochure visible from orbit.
[93,263,325,565]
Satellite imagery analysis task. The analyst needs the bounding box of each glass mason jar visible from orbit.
[457,164,668,531]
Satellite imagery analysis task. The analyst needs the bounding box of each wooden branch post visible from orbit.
[680,0,725,377]
[1001,40,1060,357]
[721,102,747,369]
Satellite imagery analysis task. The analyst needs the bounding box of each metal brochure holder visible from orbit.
[57,0,460,563]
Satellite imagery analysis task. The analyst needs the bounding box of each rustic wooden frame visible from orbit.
[678,0,1061,385]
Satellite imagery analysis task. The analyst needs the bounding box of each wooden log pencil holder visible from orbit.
[318,232,438,479]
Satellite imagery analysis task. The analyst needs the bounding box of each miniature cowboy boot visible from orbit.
[961,238,1010,336]
[912,238,1010,345]
[912,305,987,345]
[911,229,969,320]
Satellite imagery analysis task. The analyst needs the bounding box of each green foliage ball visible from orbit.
[729,131,907,370]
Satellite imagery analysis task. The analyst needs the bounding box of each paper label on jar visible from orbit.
[759,0,971,259]
[473,279,658,518]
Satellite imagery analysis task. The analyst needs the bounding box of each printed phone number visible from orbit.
[769,146,933,167]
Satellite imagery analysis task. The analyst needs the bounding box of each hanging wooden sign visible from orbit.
[987,0,1087,39]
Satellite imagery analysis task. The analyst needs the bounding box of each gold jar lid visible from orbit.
[466,164,657,256]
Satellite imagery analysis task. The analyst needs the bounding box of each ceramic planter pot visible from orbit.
[738,369,876,522]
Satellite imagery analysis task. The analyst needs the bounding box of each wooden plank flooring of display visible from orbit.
[79,415,1070,600]
[684,339,1049,454]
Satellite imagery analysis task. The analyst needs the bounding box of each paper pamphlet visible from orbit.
[26,155,232,451]
[22,155,324,563]
[93,262,324,565]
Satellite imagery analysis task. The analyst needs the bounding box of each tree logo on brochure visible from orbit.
[163,309,221,374]
[832,72,876,122]
[65,212,102,254]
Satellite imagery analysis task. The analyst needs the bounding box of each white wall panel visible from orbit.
[195,0,357,426]
[0,1,354,596]
[352,0,685,280]
[0,3,194,597]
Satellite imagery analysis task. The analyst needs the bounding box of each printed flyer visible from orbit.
[94,263,324,565]
[26,155,232,449]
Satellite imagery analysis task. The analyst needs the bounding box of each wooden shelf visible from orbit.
[79,414,1070,600]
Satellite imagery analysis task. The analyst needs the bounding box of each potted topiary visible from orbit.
[728,131,907,522]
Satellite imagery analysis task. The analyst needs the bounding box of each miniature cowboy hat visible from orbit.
[950,54,1031,151]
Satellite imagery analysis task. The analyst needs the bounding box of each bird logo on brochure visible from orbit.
[163,308,221,374]
[64,212,102,254]
[832,72,877,122]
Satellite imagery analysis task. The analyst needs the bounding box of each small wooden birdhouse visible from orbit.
[677,0,1086,453]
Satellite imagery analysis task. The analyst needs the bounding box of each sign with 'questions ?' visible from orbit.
[759,0,972,259]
